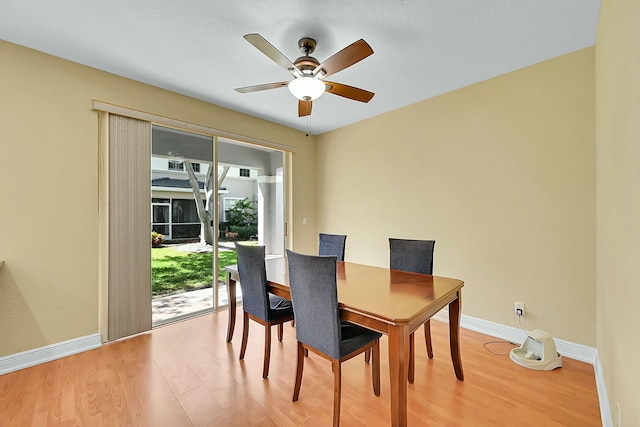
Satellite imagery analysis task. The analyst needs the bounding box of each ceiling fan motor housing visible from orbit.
[298,37,316,55]
[294,37,320,74]
[294,57,320,74]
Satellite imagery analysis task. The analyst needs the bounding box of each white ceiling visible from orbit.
[0,0,600,135]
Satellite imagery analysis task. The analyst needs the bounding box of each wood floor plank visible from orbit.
[0,311,601,426]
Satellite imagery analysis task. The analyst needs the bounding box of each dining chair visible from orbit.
[319,233,347,261]
[286,250,381,427]
[235,243,295,379]
[291,233,348,331]
[318,233,372,363]
[389,238,436,384]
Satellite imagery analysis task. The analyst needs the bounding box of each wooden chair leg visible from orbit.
[263,324,272,379]
[239,312,250,360]
[424,319,433,359]
[292,342,305,401]
[332,360,342,427]
[408,332,415,383]
[277,323,284,342]
[372,341,381,396]
[364,348,371,364]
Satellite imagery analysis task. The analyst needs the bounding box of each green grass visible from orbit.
[151,247,237,296]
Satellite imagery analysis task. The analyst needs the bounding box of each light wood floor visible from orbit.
[0,311,601,426]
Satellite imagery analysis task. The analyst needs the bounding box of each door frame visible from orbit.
[95,100,294,342]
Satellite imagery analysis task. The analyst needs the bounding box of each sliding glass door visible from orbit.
[150,126,286,325]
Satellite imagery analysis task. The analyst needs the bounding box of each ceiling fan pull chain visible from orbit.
[306,116,310,137]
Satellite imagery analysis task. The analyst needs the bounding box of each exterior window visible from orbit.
[151,200,171,238]
[171,199,202,239]
[151,198,204,241]
[171,224,201,239]
[153,205,170,223]
[168,160,184,171]
[239,168,250,177]
[172,199,200,224]
[168,160,200,172]
[152,224,170,236]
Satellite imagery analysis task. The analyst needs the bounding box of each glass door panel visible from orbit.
[217,139,286,308]
[151,125,215,326]
[149,126,288,325]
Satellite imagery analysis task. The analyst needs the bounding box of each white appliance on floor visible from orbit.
[510,329,563,370]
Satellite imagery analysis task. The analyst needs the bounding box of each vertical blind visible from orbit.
[108,114,152,341]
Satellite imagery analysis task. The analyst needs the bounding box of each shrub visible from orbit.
[229,225,258,240]
[151,231,165,247]
[226,198,257,226]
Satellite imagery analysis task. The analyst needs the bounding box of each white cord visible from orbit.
[483,340,518,355]
[518,314,534,340]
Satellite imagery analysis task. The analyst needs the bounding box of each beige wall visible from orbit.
[317,48,596,346]
[0,40,317,357]
[2,9,638,423]
[596,0,640,425]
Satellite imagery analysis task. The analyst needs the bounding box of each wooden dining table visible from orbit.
[225,257,465,427]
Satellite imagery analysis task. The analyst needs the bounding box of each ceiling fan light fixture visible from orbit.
[288,77,325,101]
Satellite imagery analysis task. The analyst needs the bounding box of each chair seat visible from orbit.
[267,294,293,322]
[339,322,382,359]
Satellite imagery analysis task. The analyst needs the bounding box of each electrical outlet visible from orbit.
[515,301,525,316]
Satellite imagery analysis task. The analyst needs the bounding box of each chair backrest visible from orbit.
[235,243,270,320]
[319,233,347,261]
[389,238,436,275]
[286,250,342,360]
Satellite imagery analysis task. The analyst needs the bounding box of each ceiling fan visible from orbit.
[235,34,375,117]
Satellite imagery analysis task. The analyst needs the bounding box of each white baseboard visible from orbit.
[594,351,613,427]
[0,333,102,375]
[433,311,609,426]
[432,311,597,363]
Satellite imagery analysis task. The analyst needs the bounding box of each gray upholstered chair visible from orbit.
[389,238,436,384]
[318,233,374,362]
[291,233,348,330]
[235,243,294,379]
[319,233,347,261]
[286,250,381,427]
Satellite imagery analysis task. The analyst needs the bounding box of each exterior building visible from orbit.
[149,126,285,257]
[151,158,258,242]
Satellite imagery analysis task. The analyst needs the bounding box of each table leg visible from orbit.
[448,291,464,380]
[388,324,410,427]
[226,274,237,343]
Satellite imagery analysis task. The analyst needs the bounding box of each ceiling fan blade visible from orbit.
[298,100,312,117]
[235,81,289,93]
[244,34,301,78]
[324,81,375,103]
[313,39,373,78]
